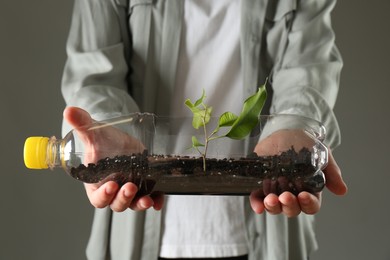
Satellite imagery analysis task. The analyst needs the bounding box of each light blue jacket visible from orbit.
[61,0,343,259]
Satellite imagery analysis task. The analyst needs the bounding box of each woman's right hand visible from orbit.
[63,106,164,212]
[84,181,164,212]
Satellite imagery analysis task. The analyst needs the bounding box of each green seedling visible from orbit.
[185,83,267,171]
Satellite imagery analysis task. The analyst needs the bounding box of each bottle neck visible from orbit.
[46,137,65,169]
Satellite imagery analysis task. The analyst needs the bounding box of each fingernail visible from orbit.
[141,199,153,209]
[124,189,132,198]
[265,200,277,208]
[105,185,115,195]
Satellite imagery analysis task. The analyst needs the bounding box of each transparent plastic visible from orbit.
[24,113,327,196]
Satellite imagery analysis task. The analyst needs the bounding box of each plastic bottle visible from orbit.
[24,113,327,196]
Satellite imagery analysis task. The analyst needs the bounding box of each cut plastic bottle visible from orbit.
[24,113,327,196]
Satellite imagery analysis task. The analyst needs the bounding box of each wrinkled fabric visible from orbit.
[61,0,343,259]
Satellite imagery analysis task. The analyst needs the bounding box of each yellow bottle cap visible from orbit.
[24,137,49,169]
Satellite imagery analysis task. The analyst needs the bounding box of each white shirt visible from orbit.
[159,0,248,258]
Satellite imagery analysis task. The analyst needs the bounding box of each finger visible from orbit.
[150,192,165,211]
[130,195,155,211]
[264,193,282,215]
[249,190,266,214]
[63,106,94,129]
[324,151,348,195]
[85,181,119,208]
[298,192,321,215]
[64,107,98,162]
[278,192,301,217]
[109,182,138,212]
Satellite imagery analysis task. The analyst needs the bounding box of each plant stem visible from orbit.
[202,117,208,172]
[200,116,222,172]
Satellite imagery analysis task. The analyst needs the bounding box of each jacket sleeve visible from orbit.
[269,0,343,149]
[61,0,138,135]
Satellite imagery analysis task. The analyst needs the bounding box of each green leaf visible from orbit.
[218,112,238,127]
[225,84,267,140]
[203,106,212,124]
[184,99,197,112]
[191,107,212,129]
[194,89,206,107]
[185,89,212,129]
[192,136,204,147]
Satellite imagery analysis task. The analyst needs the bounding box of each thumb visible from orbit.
[63,106,94,130]
[324,150,348,195]
[63,107,98,163]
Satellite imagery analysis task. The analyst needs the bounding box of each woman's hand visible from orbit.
[64,106,164,212]
[249,129,347,217]
[84,181,164,212]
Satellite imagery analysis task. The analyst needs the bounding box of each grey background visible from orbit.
[0,1,389,259]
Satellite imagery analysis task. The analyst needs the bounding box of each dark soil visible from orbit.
[70,147,325,196]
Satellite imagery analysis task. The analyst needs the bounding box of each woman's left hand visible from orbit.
[249,130,348,217]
